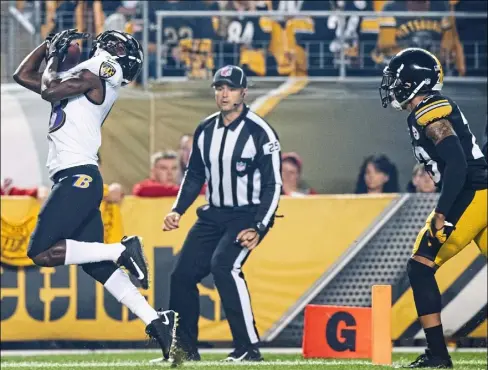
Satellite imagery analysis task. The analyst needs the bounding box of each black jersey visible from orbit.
[407,93,488,190]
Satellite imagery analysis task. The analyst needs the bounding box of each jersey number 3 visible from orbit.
[49,99,68,133]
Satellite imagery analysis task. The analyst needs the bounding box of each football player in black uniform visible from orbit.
[380,48,487,368]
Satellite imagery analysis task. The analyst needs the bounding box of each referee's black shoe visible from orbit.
[117,236,149,289]
[403,350,453,368]
[223,345,263,362]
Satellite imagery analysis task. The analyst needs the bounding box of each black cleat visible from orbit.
[146,310,183,367]
[184,350,201,361]
[403,350,453,368]
[173,329,201,361]
[117,236,149,289]
[223,345,264,362]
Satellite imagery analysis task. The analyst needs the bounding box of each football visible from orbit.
[59,41,81,71]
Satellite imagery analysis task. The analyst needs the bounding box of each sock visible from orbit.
[104,268,158,325]
[424,324,449,358]
[65,240,125,265]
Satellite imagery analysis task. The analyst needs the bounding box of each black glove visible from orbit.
[428,216,455,245]
[46,29,90,61]
[45,32,56,44]
[44,32,56,61]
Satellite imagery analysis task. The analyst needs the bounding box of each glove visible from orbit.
[46,29,90,61]
[428,216,455,245]
[45,32,56,44]
[44,32,56,61]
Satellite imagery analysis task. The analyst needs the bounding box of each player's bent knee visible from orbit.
[30,254,48,267]
[407,258,442,316]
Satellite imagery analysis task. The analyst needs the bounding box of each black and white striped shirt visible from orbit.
[172,105,282,227]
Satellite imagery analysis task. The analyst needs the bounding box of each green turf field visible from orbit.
[2,351,486,370]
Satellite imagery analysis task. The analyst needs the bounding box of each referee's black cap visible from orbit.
[211,65,247,89]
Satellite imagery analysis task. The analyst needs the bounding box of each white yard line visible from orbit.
[1,347,486,357]
[1,359,486,368]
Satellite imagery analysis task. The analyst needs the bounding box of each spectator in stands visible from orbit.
[216,0,274,77]
[132,150,180,197]
[135,0,215,79]
[406,163,438,194]
[281,152,317,197]
[177,134,193,184]
[355,154,399,194]
[98,155,124,204]
[102,1,139,32]
[372,0,465,76]
[52,0,78,33]
[0,178,48,200]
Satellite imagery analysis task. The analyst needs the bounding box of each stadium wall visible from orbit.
[1,195,486,347]
[2,82,486,194]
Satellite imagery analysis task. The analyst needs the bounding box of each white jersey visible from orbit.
[46,50,123,178]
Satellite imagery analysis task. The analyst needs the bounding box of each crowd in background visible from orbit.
[4,1,487,202]
[2,132,451,205]
[15,0,488,79]
[5,114,488,200]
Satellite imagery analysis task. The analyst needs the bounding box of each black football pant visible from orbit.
[169,205,267,350]
[27,164,118,284]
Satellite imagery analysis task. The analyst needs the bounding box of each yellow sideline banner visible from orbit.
[1,197,123,266]
[0,195,395,341]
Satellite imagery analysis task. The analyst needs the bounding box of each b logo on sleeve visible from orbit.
[100,61,116,79]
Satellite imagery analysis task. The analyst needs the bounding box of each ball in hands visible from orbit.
[59,41,81,71]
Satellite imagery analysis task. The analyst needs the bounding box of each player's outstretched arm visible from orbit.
[13,42,48,95]
[40,56,102,103]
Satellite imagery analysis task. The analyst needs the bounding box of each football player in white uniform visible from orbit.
[13,29,182,365]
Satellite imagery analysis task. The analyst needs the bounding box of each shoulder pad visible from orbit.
[414,95,453,126]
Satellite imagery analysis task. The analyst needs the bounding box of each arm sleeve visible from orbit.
[254,128,283,227]
[172,124,207,215]
[434,135,468,216]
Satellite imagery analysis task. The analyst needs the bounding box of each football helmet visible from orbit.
[379,48,444,111]
[90,30,143,85]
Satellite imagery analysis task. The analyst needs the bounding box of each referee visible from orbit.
[163,65,282,362]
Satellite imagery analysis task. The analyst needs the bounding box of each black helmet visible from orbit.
[211,65,247,89]
[379,48,443,110]
[90,30,143,85]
